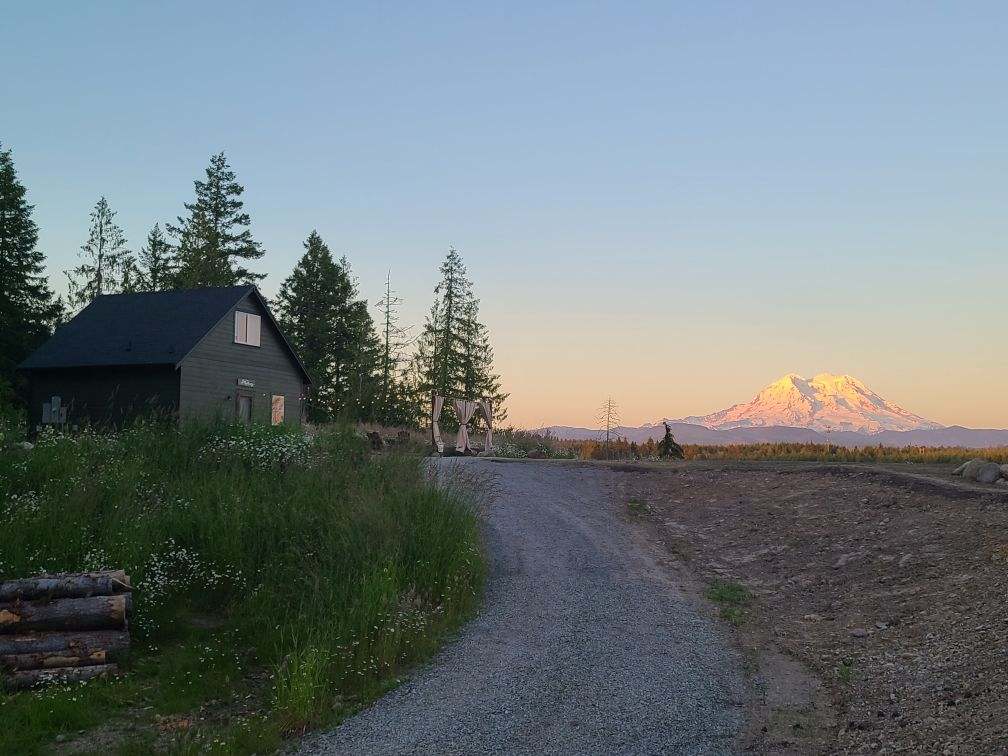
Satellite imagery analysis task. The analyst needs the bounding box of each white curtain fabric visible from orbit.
[454,399,478,453]
[432,396,445,453]
[479,399,494,453]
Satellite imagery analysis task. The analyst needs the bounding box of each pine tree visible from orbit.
[396,356,429,428]
[134,223,176,291]
[658,422,684,459]
[411,300,445,425]
[65,197,134,312]
[374,272,413,425]
[0,143,62,389]
[459,294,508,424]
[273,231,378,422]
[168,152,265,287]
[414,247,506,426]
[417,246,471,400]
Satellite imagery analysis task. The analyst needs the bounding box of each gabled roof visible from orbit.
[19,286,311,383]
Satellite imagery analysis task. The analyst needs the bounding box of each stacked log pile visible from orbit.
[0,570,131,691]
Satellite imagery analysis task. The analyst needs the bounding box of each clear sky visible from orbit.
[5,2,1007,429]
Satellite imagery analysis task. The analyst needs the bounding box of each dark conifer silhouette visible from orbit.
[658,422,684,459]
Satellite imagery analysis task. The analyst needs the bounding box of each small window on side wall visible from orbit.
[271,395,285,425]
[234,312,261,346]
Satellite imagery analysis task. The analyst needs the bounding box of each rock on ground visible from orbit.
[958,458,988,481]
[976,462,1003,484]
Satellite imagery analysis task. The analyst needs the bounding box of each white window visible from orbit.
[234,312,261,347]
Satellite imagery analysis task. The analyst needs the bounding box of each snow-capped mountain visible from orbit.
[677,373,942,434]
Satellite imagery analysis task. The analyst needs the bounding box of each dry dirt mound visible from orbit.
[619,463,1008,753]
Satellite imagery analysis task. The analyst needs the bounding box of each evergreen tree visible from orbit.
[396,356,429,428]
[274,231,378,422]
[374,272,414,425]
[168,152,265,287]
[134,223,176,291]
[432,247,471,397]
[65,197,133,312]
[0,143,61,389]
[658,422,685,459]
[119,259,141,293]
[410,300,445,425]
[414,247,506,426]
[459,294,508,423]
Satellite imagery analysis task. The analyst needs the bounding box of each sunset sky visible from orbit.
[6,3,1007,429]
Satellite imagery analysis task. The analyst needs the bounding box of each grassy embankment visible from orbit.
[0,422,485,754]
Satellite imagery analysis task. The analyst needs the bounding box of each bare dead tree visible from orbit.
[596,397,621,457]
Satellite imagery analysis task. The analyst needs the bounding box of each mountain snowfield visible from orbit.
[540,372,1008,447]
[677,373,942,434]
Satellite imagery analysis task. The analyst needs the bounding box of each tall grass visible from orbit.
[0,421,485,751]
[493,428,577,459]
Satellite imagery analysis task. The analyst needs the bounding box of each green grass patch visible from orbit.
[706,579,750,627]
[626,498,648,514]
[0,421,486,752]
[836,660,856,684]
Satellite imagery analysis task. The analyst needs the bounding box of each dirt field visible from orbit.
[606,461,1008,754]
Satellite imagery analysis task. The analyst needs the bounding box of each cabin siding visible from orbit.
[178,294,306,425]
[26,365,179,429]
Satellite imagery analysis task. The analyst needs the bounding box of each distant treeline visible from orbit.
[0,144,506,426]
[495,429,1008,465]
[677,442,1008,464]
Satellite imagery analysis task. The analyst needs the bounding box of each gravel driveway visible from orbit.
[303,459,747,755]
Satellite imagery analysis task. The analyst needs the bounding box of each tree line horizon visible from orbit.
[0,143,507,427]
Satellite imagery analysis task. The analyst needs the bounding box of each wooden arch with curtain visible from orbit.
[430,395,494,455]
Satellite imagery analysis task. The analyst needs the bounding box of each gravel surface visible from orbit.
[303,459,747,755]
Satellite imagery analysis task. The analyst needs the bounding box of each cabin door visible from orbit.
[236,393,253,425]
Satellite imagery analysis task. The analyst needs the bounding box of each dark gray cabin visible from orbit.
[18,286,311,430]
